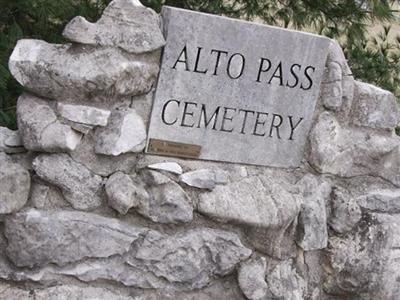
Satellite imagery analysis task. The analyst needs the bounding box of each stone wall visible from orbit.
[1,0,400,299]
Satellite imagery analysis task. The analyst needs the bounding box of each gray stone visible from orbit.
[198,175,301,228]
[9,39,159,102]
[95,108,147,156]
[147,7,330,167]
[17,94,82,152]
[147,161,183,175]
[4,209,146,267]
[34,285,132,300]
[0,127,24,153]
[63,0,165,54]
[325,213,393,297]
[351,81,399,130]
[29,178,69,209]
[238,257,269,300]
[266,260,306,300]
[296,174,330,250]
[0,282,31,300]
[57,103,111,126]
[138,170,193,223]
[326,39,352,76]
[329,187,362,233]
[309,112,399,177]
[32,154,103,211]
[70,132,138,176]
[321,81,342,111]
[323,61,342,83]
[0,153,30,214]
[105,171,145,214]
[180,169,228,190]
[357,189,400,213]
[377,146,400,187]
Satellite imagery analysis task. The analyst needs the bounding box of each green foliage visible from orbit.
[0,0,111,129]
[1,0,399,129]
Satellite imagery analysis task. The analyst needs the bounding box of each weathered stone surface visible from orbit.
[9,39,159,102]
[198,174,301,228]
[180,169,228,190]
[139,170,193,223]
[147,7,330,168]
[321,81,342,111]
[36,285,132,300]
[309,111,399,177]
[357,189,400,213]
[0,127,24,153]
[326,39,352,76]
[4,209,146,267]
[32,154,103,210]
[106,171,145,214]
[238,257,269,300]
[70,132,138,176]
[57,103,111,126]
[0,153,30,214]
[351,81,399,130]
[325,214,393,297]
[17,94,82,152]
[296,174,330,250]
[95,108,146,156]
[329,187,362,234]
[266,260,306,299]
[377,146,400,187]
[29,178,69,209]
[148,161,183,175]
[63,0,165,54]
[323,61,342,83]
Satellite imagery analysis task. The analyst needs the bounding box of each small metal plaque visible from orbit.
[147,139,201,158]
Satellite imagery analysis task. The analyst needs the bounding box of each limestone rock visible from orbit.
[238,257,269,300]
[180,169,228,190]
[357,189,400,213]
[329,187,362,233]
[377,146,400,187]
[0,127,24,153]
[63,0,165,54]
[309,112,399,177]
[325,213,393,297]
[296,174,331,251]
[0,153,30,214]
[4,209,146,267]
[29,178,69,209]
[56,228,251,291]
[321,81,342,111]
[138,170,193,223]
[267,260,306,300]
[106,171,147,214]
[35,285,132,300]
[326,39,352,76]
[9,39,159,102]
[17,94,82,152]
[32,154,103,211]
[70,132,138,176]
[57,103,111,126]
[95,108,146,156]
[198,174,301,228]
[351,81,399,130]
[148,161,183,175]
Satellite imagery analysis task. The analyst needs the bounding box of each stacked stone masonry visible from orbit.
[0,0,400,299]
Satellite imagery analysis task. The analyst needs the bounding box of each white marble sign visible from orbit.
[146,6,330,167]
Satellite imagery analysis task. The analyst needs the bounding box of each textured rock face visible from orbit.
[351,81,399,130]
[17,94,82,152]
[148,161,183,175]
[95,108,147,156]
[357,189,400,213]
[4,209,146,267]
[296,174,331,250]
[238,257,269,300]
[63,0,165,53]
[180,169,228,190]
[9,39,159,102]
[57,103,111,126]
[138,170,193,223]
[198,174,301,228]
[105,171,144,214]
[0,153,30,214]
[0,127,24,154]
[33,154,103,210]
